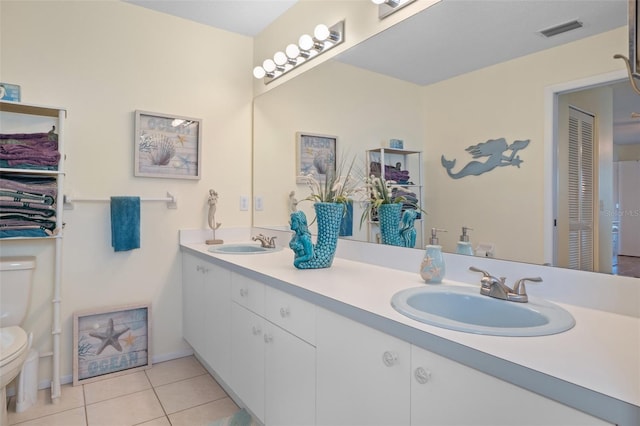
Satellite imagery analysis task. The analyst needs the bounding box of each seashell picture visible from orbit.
[296,132,337,185]
[134,110,202,179]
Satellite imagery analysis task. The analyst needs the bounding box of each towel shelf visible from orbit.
[63,192,177,209]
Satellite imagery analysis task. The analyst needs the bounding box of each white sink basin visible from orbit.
[391,285,575,337]
[208,243,281,254]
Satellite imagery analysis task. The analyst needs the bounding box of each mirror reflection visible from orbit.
[253,0,640,277]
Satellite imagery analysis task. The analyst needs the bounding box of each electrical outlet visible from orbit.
[240,195,249,211]
[254,196,263,211]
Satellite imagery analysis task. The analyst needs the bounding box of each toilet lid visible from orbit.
[0,326,28,368]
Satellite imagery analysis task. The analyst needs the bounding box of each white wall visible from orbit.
[1,1,253,384]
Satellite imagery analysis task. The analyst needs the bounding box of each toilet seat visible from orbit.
[0,326,28,368]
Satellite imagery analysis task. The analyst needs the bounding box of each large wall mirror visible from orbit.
[253,0,640,277]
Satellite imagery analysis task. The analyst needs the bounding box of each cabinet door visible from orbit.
[316,308,410,426]
[231,302,265,423]
[410,345,611,425]
[182,253,206,355]
[232,272,265,316]
[203,262,232,382]
[264,322,315,426]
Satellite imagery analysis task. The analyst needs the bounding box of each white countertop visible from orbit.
[181,239,640,423]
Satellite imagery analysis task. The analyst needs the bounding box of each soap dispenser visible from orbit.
[456,226,474,256]
[420,228,446,284]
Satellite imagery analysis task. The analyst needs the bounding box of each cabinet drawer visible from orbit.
[266,286,316,345]
[231,272,265,316]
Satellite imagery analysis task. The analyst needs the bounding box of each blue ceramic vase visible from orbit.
[378,203,404,246]
[289,202,343,269]
[378,203,417,248]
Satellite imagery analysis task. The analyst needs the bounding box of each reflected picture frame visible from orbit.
[296,132,337,185]
[73,303,151,386]
[134,110,202,179]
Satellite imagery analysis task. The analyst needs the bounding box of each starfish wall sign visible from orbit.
[89,318,130,355]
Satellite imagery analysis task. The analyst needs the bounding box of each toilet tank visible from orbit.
[0,257,36,327]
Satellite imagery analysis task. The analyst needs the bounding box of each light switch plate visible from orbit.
[240,196,249,211]
[254,196,263,211]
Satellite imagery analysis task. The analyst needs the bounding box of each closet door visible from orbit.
[618,161,640,256]
[566,107,595,270]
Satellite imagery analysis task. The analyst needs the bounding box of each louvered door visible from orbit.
[567,107,595,271]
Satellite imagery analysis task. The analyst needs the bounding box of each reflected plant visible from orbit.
[359,175,424,227]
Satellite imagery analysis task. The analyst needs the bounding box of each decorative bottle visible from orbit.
[420,228,446,284]
[455,226,474,255]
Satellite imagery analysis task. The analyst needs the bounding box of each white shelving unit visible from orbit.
[0,100,66,403]
[365,148,424,248]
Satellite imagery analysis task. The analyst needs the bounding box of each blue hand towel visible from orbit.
[110,196,140,252]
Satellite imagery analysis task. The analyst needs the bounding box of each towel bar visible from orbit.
[63,192,177,209]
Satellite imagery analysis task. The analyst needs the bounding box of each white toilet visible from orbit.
[0,257,35,424]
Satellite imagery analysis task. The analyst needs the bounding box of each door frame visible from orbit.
[544,69,627,266]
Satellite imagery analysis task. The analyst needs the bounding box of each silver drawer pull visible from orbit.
[414,367,431,384]
[382,351,398,367]
[280,307,290,317]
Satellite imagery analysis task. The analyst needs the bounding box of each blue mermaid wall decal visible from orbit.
[441,138,530,179]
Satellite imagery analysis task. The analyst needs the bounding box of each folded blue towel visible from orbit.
[110,196,140,252]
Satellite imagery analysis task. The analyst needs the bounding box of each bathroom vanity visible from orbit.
[180,230,639,426]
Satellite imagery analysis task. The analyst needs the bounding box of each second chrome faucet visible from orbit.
[469,266,542,303]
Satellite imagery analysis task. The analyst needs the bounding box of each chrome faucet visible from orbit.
[252,233,277,248]
[469,266,542,303]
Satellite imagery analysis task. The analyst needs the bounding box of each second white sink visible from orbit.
[391,284,575,337]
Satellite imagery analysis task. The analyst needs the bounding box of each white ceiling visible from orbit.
[338,0,627,86]
[124,0,298,37]
[125,0,639,145]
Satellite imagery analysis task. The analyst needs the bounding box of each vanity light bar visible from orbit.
[372,0,417,19]
[253,21,344,84]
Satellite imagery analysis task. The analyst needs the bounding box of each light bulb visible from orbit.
[273,51,287,66]
[298,34,314,51]
[285,43,300,59]
[371,0,386,4]
[314,24,330,41]
[262,59,276,73]
[253,66,266,79]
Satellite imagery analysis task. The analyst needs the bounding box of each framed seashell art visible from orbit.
[296,132,337,185]
[134,110,202,179]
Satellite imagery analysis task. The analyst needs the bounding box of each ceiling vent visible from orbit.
[539,20,583,38]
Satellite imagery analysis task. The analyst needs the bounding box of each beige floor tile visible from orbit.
[168,397,239,426]
[134,416,171,426]
[144,356,206,388]
[8,384,85,425]
[85,389,164,426]
[154,374,227,415]
[84,371,151,405]
[7,407,87,426]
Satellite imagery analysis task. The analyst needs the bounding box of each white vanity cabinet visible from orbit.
[410,345,611,426]
[231,274,316,426]
[181,251,623,425]
[181,253,232,381]
[316,307,411,426]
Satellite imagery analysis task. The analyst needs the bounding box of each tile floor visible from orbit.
[6,356,241,426]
